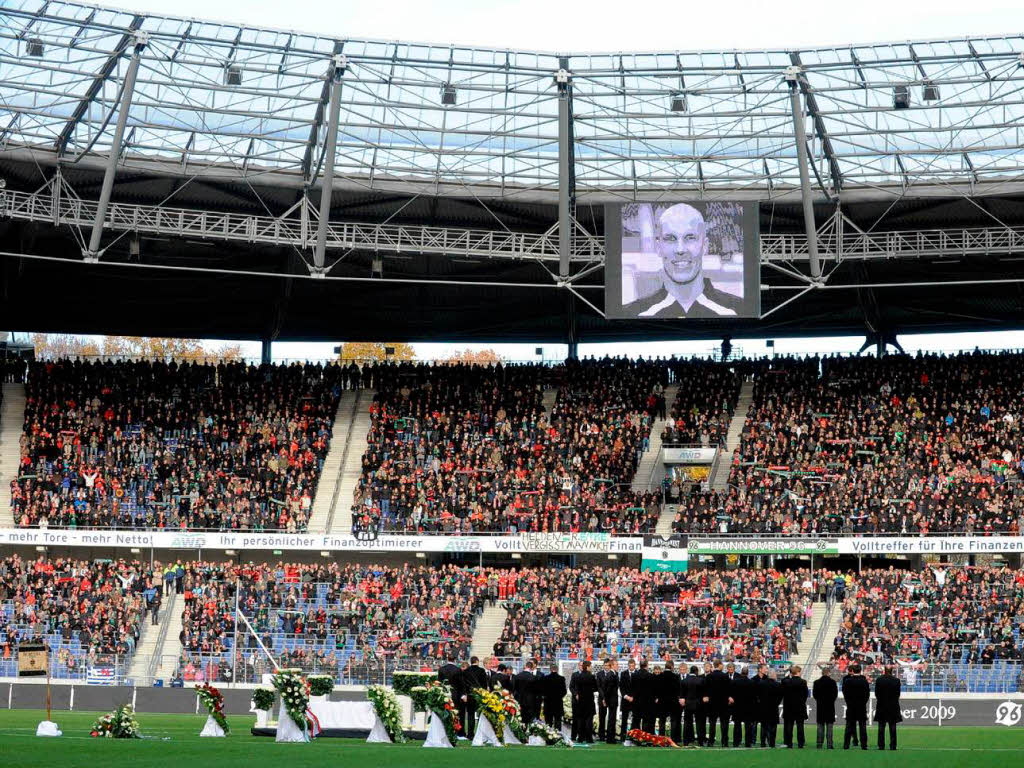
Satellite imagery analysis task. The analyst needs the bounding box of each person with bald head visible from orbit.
[625,203,741,318]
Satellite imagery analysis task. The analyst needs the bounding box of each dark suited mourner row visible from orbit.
[438,656,905,748]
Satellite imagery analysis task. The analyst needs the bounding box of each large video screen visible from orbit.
[604,202,760,319]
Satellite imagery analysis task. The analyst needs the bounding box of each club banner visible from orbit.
[663,447,718,464]
[838,536,1024,555]
[688,538,839,555]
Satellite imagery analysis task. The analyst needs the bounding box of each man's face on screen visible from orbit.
[656,205,706,286]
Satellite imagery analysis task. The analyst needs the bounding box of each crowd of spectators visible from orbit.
[352,358,673,534]
[493,566,821,665]
[0,554,153,668]
[11,359,343,531]
[661,360,741,447]
[176,561,489,681]
[672,351,1024,534]
[831,565,1024,672]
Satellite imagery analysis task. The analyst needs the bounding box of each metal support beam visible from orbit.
[789,53,843,196]
[312,55,347,275]
[85,32,147,262]
[261,339,272,364]
[56,15,144,156]
[556,62,573,281]
[302,41,345,182]
[786,67,822,281]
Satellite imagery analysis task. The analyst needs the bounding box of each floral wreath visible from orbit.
[627,728,678,748]
[367,685,407,743]
[528,720,567,746]
[494,685,528,743]
[307,675,335,697]
[392,670,436,697]
[196,683,230,735]
[410,680,461,746]
[90,704,141,739]
[470,687,506,744]
[273,668,316,738]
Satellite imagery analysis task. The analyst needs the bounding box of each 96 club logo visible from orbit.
[995,701,1022,726]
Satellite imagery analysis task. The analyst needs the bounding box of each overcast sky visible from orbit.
[94,0,1024,52]
[66,0,1024,361]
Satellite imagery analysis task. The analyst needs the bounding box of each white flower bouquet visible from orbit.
[367,685,406,743]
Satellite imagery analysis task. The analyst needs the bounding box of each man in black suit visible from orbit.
[514,660,539,724]
[597,658,620,743]
[631,659,656,734]
[542,663,566,730]
[704,660,733,747]
[731,666,756,747]
[618,658,637,741]
[460,656,489,738]
[681,665,704,746]
[656,659,682,743]
[841,664,870,750]
[438,654,459,690]
[570,660,598,743]
[758,670,783,748]
[781,665,809,748]
[812,665,838,749]
[874,666,903,751]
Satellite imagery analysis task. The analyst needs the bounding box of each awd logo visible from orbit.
[170,533,207,548]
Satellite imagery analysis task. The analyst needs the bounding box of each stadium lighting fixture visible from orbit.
[511,553,522,560]
[26,38,44,57]
[130,548,141,554]
[440,83,457,105]
[670,93,687,112]
[35,546,46,552]
[607,554,618,560]
[922,82,940,101]
[225,66,243,86]
[415,552,426,559]
[893,85,910,109]
[320,551,331,557]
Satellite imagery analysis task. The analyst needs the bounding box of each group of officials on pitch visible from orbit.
[440,655,903,750]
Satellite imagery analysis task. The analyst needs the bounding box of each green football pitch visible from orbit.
[1,710,1023,768]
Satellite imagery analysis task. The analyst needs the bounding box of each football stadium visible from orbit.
[1,0,1024,765]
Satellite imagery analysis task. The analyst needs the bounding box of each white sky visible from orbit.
[94,0,1024,52]
[58,1,1024,360]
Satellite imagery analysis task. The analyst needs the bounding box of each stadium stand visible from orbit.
[672,351,1024,534]
[829,565,1024,692]
[493,566,821,664]
[10,360,343,531]
[174,562,487,684]
[0,554,152,680]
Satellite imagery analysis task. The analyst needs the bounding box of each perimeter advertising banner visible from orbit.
[605,201,760,320]
[838,537,1024,555]
[663,447,718,464]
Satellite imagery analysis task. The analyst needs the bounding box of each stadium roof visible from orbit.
[4,0,1024,200]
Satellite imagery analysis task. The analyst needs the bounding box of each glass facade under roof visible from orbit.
[2,0,1023,199]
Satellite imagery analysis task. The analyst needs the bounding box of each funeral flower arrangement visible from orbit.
[627,728,678,748]
[392,671,435,697]
[90,704,141,739]
[251,688,275,712]
[470,687,506,744]
[410,680,460,746]
[196,683,230,735]
[272,668,311,729]
[528,720,567,746]
[495,686,528,743]
[307,675,335,697]
[367,685,406,743]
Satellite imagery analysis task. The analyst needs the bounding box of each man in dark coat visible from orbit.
[681,665,703,746]
[438,654,459,690]
[704,660,733,747]
[618,658,636,741]
[781,664,809,748]
[655,659,682,743]
[514,660,539,724]
[731,666,756,747]
[631,659,656,734]
[570,660,598,743]
[812,665,838,749]
[597,658,620,743]
[542,663,567,730]
[874,666,903,751]
[459,656,490,738]
[758,670,783,748]
[841,663,870,750]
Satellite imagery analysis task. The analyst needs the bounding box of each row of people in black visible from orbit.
[438,656,903,750]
